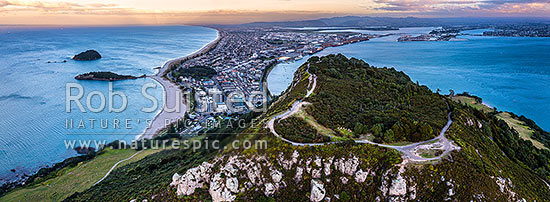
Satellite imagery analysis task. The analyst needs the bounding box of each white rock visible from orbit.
[324,157,334,176]
[389,163,407,196]
[310,179,326,202]
[221,188,236,201]
[340,176,348,184]
[224,163,237,176]
[314,156,322,167]
[265,183,276,196]
[389,174,407,196]
[306,159,313,173]
[295,167,304,182]
[209,173,224,202]
[312,169,322,179]
[171,173,181,185]
[247,165,262,185]
[355,169,368,183]
[271,170,283,183]
[292,150,300,163]
[226,177,239,193]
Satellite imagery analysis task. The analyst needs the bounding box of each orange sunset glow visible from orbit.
[1,0,549,25]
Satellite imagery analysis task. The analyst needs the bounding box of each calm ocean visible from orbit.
[268,28,550,131]
[0,25,218,183]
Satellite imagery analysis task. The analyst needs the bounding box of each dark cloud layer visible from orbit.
[374,0,550,13]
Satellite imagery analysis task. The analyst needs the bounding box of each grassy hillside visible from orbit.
[0,149,158,201]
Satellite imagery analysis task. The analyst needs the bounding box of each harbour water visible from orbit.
[0,25,218,182]
[267,28,550,131]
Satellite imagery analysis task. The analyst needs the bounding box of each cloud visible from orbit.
[373,0,550,14]
[0,0,11,7]
[0,0,120,12]
[1,0,548,25]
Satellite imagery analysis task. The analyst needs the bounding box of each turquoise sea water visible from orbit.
[268,28,550,132]
[0,25,217,182]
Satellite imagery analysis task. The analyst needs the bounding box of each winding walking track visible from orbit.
[93,150,144,185]
[266,64,459,162]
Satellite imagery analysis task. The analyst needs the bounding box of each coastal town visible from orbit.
[397,24,550,41]
[168,27,373,115]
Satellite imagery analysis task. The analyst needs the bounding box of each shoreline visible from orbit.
[0,26,221,190]
[137,28,222,140]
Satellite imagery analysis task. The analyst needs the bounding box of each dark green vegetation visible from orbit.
[511,112,550,148]
[274,116,330,143]
[486,111,550,182]
[271,54,448,143]
[75,71,144,81]
[172,66,217,80]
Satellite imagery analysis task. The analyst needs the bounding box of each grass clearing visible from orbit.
[417,149,444,158]
[294,108,335,137]
[496,112,548,150]
[451,96,494,113]
[1,148,160,202]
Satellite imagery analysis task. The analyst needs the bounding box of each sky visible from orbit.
[0,0,549,25]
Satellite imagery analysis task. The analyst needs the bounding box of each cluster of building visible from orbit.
[483,24,550,37]
[171,27,373,115]
[397,33,459,42]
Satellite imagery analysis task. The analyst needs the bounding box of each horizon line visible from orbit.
[2,15,550,27]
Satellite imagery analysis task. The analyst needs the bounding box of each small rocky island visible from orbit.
[75,71,145,81]
[72,50,102,61]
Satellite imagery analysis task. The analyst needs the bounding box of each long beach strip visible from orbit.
[137,29,222,140]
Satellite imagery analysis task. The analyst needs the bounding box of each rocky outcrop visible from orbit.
[169,152,377,202]
[170,162,214,196]
[74,146,95,155]
[354,169,368,183]
[72,50,102,61]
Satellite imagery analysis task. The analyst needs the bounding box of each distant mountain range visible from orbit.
[242,16,550,27]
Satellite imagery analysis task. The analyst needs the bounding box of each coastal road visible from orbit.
[266,66,459,162]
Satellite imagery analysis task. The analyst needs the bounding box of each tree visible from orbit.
[371,124,384,137]
[383,129,395,143]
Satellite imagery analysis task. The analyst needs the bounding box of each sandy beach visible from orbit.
[137,30,221,140]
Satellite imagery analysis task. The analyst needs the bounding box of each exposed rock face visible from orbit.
[72,50,101,61]
[310,179,326,202]
[389,174,407,196]
[170,152,378,202]
[170,162,214,196]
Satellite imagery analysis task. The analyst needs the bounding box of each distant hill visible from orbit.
[244,16,550,28]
